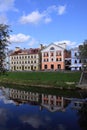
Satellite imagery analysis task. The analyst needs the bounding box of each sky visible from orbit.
[0,0,87,50]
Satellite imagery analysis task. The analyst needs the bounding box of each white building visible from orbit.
[70,47,82,70]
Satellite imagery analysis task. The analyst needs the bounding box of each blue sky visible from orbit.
[0,0,87,50]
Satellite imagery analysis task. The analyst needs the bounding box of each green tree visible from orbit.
[79,40,87,70]
[0,24,11,75]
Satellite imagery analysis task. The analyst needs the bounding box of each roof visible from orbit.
[41,43,65,52]
[10,48,40,56]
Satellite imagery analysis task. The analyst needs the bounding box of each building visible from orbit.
[2,87,39,106]
[10,47,40,71]
[41,94,69,112]
[70,47,82,70]
[64,50,71,70]
[41,43,66,71]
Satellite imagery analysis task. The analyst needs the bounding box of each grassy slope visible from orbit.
[0,71,81,88]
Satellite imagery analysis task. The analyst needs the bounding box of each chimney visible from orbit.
[15,47,21,51]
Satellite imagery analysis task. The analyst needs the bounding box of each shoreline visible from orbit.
[0,80,77,90]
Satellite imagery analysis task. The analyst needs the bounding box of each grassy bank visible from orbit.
[0,71,81,89]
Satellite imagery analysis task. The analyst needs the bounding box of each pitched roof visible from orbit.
[10,48,40,56]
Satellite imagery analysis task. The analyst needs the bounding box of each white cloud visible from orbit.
[44,17,52,23]
[20,11,44,24]
[19,4,66,25]
[0,14,8,24]
[54,40,77,49]
[46,5,66,15]
[28,38,38,47]
[58,5,66,15]
[21,115,44,128]
[20,115,51,129]
[9,33,30,43]
[0,0,18,12]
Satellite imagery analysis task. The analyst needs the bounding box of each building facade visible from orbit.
[71,47,82,70]
[41,43,65,70]
[10,47,40,71]
[64,50,71,70]
[41,94,67,112]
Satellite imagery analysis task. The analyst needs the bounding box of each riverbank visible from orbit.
[0,71,81,89]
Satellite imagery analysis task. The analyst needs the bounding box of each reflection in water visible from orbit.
[1,87,71,112]
[78,103,87,130]
[0,86,87,130]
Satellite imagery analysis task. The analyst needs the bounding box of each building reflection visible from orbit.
[41,94,70,112]
[1,87,86,112]
[71,100,85,110]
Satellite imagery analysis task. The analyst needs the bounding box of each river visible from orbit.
[0,86,87,130]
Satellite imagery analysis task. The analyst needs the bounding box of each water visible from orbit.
[0,86,87,130]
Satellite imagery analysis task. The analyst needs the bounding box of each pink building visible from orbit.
[41,43,65,70]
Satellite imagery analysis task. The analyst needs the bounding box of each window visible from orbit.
[75,60,77,63]
[51,58,53,61]
[56,58,58,61]
[51,64,54,69]
[44,65,47,69]
[50,47,55,50]
[75,53,77,56]
[79,60,81,63]
[34,66,36,69]
[44,52,48,57]
[57,64,61,69]
[56,51,61,56]
[31,56,33,58]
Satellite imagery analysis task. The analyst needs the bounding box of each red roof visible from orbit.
[10,48,40,56]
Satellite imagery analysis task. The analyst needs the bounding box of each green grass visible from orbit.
[0,71,81,89]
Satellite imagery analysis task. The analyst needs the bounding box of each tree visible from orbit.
[79,40,87,70]
[0,24,11,75]
[78,102,87,130]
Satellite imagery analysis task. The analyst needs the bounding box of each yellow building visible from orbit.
[10,47,40,71]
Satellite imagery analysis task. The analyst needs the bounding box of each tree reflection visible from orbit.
[78,102,87,130]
